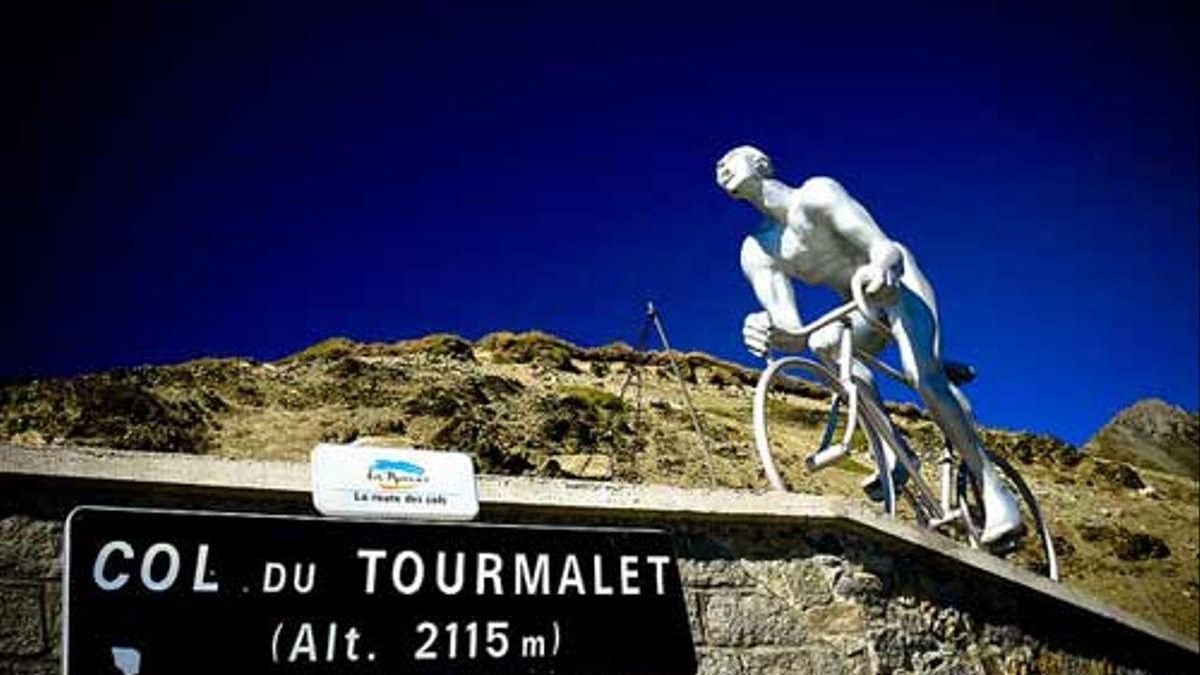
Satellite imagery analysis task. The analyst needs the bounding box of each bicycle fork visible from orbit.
[806,320,858,472]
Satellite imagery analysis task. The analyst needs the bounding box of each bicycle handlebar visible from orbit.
[781,274,894,348]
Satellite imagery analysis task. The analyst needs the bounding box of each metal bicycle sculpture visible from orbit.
[750,278,1059,580]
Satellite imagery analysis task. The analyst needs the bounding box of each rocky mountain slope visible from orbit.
[1084,399,1199,480]
[2,332,1197,640]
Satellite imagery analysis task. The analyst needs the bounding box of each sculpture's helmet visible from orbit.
[716,145,773,198]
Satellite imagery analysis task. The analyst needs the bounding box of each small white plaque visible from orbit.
[311,444,479,520]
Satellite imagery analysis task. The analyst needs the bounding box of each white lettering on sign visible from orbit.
[93,540,134,590]
[141,542,180,591]
[477,552,503,596]
[647,555,670,595]
[515,554,549,595]
[558,555,585,595]
[391,550,424,595]
[348,549,673,598]
[263,562,316,594]
[288,622,317,663]
[68,507,695,674]
[435,551,465,595]
[620,555,640,595]
[357,549,387,594]
[193,544,219,592]
[264,562,287,592]
[91,541,219,593]
[592,554,614,596]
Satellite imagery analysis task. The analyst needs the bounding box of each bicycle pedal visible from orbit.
[927,513,961,530]
[805,443,848,472]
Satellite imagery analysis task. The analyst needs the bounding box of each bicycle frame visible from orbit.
[751,280,1058,580]
[754,287,976,539]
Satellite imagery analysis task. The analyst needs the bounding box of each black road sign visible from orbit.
[65,506,696,675]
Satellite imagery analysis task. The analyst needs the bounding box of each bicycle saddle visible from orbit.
[944,360,976,386]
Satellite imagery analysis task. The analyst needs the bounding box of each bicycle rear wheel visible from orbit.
[957,452,1059,581]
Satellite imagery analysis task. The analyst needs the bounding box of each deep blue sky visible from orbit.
[8,1,1198,444]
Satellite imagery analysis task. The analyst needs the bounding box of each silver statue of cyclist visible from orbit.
[717,145,1022,545]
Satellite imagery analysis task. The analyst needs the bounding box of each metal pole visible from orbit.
[647,302,717,487]
[618,313,653,429]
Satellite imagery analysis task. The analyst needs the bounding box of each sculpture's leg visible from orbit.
[812,319,907,501]
[888,282,1021,544]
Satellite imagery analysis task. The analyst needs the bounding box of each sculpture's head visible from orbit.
[716,145,773,200]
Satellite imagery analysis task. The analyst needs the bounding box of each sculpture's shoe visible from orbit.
[861,451,919,503]
[979,468,1024,546]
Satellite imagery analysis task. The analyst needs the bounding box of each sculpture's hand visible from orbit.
[856,240,904,300]
[743,311,773,357]
[857,262,897,296]
[853,263,902,312]
[743,311,805,358]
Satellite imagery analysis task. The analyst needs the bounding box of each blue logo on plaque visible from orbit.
[367,458,428,490]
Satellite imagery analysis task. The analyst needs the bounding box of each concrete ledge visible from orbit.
[2,442,1196,656]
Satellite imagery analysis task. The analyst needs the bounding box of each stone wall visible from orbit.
[672,520,1176,674]
[0,515,59,674]
[1,447,1196,674]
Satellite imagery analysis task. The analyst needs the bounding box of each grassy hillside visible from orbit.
[2,331,1196,640]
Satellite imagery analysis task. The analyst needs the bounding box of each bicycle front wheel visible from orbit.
[752,356,851,492]
[753,357,912,505]
[752,356,946,525]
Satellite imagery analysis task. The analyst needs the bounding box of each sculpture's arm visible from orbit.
[796,177,902,275]
[740,235,806,356]
[740,235,804,338]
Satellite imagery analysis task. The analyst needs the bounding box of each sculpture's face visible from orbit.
[716,146,770,200]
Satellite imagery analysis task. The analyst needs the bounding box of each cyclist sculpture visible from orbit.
[717,145,1021,546]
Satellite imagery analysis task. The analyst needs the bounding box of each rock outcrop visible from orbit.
[1084,399,1199,480]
